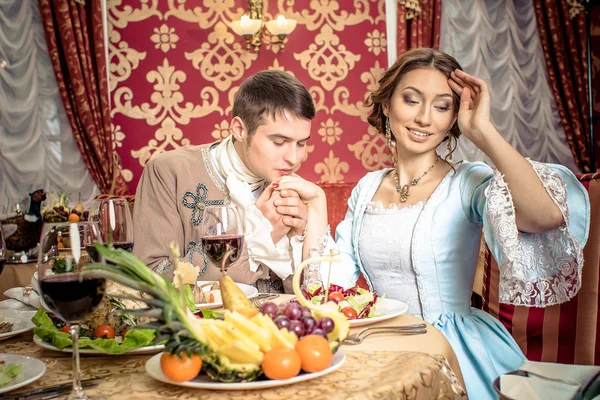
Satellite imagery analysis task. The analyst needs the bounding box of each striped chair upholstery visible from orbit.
[481,172,600,365]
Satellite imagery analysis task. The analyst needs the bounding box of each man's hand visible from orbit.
[273,189,308,238]
[255,184,291,244]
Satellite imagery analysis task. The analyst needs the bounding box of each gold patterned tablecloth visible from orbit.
[0,294,467,399]
[2,333,466,399]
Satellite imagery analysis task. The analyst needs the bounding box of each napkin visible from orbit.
[0,273,41,310]
[499,360,600,400]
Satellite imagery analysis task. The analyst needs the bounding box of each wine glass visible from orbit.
[37,221,105,400]
[0,221,6,276]
[93,198,133,252]
[200,205,244,274]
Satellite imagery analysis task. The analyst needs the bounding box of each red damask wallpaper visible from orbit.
[108,0,391,190]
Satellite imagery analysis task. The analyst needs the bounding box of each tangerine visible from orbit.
[261,348,302,380]
[160,352,202,382]
[295,334,332,373]
[67,213,80,223]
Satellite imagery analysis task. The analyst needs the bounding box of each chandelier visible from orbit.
[230,0,297,53]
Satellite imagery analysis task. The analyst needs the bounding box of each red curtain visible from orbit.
[533,0,592,173]
[39,0,128,194]
[397,0,442,53]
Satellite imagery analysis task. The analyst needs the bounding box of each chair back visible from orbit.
[481,172,600,365]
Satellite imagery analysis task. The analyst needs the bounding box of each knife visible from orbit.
[2,378,102,400]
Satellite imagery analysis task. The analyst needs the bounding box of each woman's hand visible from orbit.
[274,176,325,206]
[448,69,495,146]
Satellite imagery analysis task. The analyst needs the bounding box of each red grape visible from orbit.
[283,302,302,321]
[288,320,305,338]
[274,315,290,330]
[259,302,278,319]
[317,317,335,333]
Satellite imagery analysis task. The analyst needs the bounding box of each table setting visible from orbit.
[0,203,467,399]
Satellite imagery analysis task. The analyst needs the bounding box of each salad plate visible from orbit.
[195,281,258,310]
[145,349,346,390]
[33,335,164,355]
[0,354,46,394]
[348,298,408,327]
[0,310,37,341]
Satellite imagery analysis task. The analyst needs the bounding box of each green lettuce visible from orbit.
[346,292,375,313]
[32,309,156,354]
[0,363,23,387]
[184,285,197,311]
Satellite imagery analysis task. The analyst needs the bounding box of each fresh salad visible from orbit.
[0,361,23,388]
[32,310,156,354]
[303,284,383,320]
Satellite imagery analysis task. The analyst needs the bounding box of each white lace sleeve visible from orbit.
[484,159,586,307]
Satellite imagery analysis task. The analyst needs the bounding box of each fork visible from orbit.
[250,293,279,308]
[343,324,427,345]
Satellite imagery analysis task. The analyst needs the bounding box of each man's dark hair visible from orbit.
[232,70,315,136]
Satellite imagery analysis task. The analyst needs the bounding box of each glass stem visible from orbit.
[70,324,86,399]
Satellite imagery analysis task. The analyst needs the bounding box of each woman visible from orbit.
[279,48,590,399]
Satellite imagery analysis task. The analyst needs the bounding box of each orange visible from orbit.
[68,213,80,223]
[160,352,202,382]
[295,335,333,373]
[261,348,302,380]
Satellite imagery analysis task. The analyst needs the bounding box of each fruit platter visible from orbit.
[41,193,90,223]
[83,245,351,386]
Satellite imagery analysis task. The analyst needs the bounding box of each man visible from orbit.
[133,71,327,293]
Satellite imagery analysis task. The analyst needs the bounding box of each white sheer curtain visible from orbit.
[439,0,579,173]
[0,0,99,214]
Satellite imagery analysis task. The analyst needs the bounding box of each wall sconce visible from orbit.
[230,0,297,53]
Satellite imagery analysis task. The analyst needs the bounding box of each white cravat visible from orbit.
[210,135,303,280]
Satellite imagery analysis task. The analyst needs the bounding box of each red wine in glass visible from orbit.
[40,274,106,322]
[201,235,243,270]
[86,242,132,264]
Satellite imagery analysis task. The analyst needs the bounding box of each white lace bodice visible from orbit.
[358,201,426,317]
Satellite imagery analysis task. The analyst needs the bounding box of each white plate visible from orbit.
[0,353,46,394]
[145,349,346,390]
[33,335,164,355]
[348,298,408,327]
[194,281,259,310]
[0,310,37,341]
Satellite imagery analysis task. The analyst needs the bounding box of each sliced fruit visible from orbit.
[252,313,298,350]
[225,311,271,352]
[219,341,263,365]
[292,255,350,346]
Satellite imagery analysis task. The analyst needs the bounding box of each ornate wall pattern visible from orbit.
[108,0,391,189]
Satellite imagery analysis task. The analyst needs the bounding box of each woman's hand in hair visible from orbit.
[448,69,496,147]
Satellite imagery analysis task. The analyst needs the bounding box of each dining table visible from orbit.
[1,294,467,399]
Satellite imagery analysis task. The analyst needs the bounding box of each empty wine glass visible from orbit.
[199,205,244,274]
[37,221,105,400]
